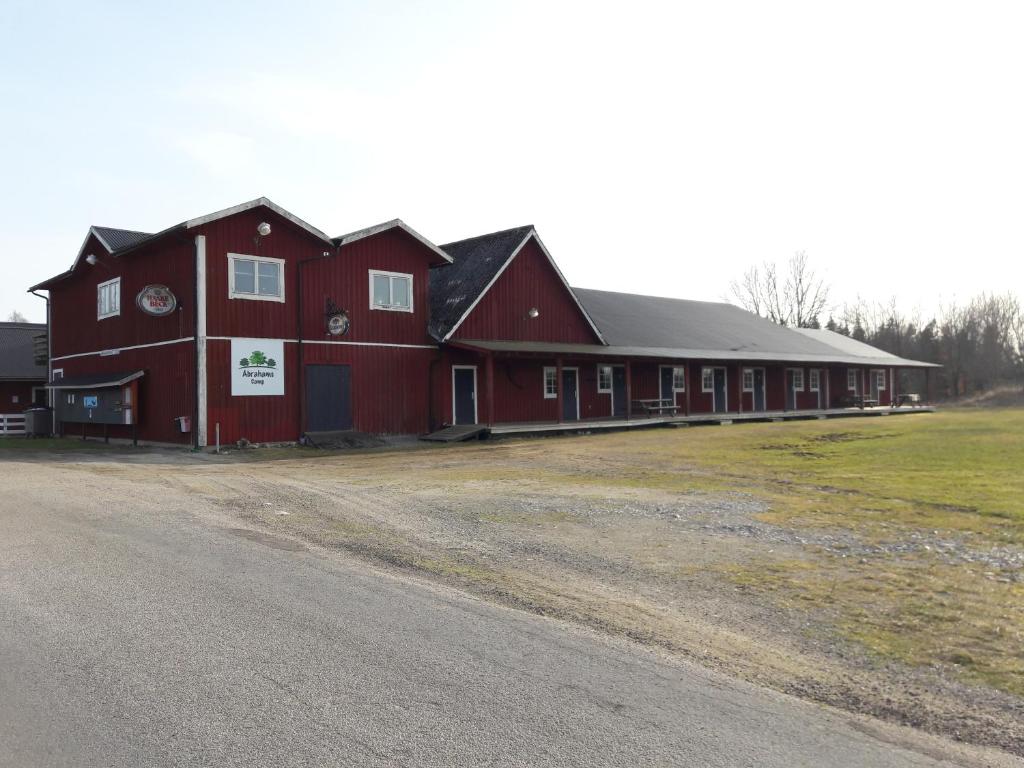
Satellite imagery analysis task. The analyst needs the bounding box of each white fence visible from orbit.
[0,413,26,436]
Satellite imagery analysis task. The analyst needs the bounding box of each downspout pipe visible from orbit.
[29,290,52,432]
[296,248,337,442]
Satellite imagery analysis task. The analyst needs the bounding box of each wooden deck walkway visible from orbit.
[485,405,934,436]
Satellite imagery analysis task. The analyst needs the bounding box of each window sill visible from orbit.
[370,304,414,313]
[229,292,286,303]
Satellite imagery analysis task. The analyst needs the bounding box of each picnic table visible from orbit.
[839,395,879,409]
[895,393,922,407]
[631,398,680,416]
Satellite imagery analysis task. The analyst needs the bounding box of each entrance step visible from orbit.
[421,425,490,442]
[304,430,386,450]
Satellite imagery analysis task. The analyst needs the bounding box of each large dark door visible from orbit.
[785,370,797,410]
[453,367,476,425]
[612,366,627,417]
[753,369,766,411]
[660,367,674,403]
[713,368,727,413]
[306,364,352,432]
[562,369,579,421]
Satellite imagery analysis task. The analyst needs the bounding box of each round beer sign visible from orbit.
[136,285,177,316]
[327,312,350,336]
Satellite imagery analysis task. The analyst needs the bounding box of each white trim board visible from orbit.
[207,337,437,350]
[187,197,333,245]
[441,230,607,345]
[336,219,452,264]
[50,336,195,362]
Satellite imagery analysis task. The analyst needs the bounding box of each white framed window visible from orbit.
[543,367,557,398]
[702,367,714,392]
[809,369,820,392]
[874,370,886,391]
[97,277,121,319]
[671,366,686,392]
[792,368,805,390]
[228,254,285,302]
[597,365,613,393]
[742,368,754,392]
[848,369,858,391]
[369,269,413,312]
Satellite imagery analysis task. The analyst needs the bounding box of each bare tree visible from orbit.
[730,252,829,327]
[6,310,28,322]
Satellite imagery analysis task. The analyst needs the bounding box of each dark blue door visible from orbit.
[786,370,797,410]
[453,368,476,425]
[612,366,627,417]
[753,368,766,411]
[562,369,579,421]
[713,368,727,413]
[660,367,674,403]
[306,365,352,432]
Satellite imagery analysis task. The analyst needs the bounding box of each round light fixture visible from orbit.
[257,222,272,236]
[528,307,540,319]
[85,254,98,265]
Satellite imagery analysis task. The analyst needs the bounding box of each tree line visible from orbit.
[731,255,1023,399]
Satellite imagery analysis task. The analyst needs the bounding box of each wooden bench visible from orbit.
[631,398,680,417]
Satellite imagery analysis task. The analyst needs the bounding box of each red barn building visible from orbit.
[29,199,936,446]
[0,322,48,435]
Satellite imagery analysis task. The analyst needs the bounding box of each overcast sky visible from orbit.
[3,0,1022,324]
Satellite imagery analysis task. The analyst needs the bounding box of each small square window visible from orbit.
[543,367,557,398]
[597,365,613,393]
[369,270,413,312]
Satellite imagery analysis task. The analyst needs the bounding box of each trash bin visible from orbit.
[23,406,52,438]
[174,416,191,433]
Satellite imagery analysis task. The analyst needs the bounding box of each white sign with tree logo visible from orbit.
[231,338,285,396]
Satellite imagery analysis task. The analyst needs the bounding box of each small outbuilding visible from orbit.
[0,322,48,435]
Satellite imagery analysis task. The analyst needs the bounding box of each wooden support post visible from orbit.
[684,364,691,415]
[556,358,564,423]
[825,368,831,410]
[625,360,633,420]
[485,353,495,427]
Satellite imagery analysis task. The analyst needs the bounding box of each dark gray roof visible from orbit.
[571,288,937,367]
[49,370,144,389]
[430,225,535,339]
[0,322,47,380]
[92,226,153,252]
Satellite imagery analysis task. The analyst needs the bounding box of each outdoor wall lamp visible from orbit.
[257,222,272,236]
[528,307,540,319]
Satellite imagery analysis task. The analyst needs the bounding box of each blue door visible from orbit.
[660,367,674,403]
[453,368,476,425]
[612,366,627,417]
[562,369,579,421]
[752,368,766,411]
[713,368,727,413]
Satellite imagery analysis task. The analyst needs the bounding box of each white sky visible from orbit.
[3,0,1022,324]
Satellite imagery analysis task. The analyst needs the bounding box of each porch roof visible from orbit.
[452,339,939,368]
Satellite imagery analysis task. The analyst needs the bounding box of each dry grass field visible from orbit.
[4,408,1023,754]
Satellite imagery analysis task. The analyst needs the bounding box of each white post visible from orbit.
[195,235,208,447]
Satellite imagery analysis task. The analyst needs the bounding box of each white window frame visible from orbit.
[847,369,858,391]
[97,277,121,319]
[791,368,805,391]
[742,368,754,392]
[369,269,414,313]
[701,367,714,393]
[874,369,886,391]
[809,369,820,392]
[228,253,286,303]
[543,366,557,399]
[671,366,686,392]
[597,364,613,394]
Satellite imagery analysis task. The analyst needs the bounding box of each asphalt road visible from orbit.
[0,460,1006,767]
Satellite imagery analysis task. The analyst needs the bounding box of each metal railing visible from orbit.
[0,414,26,435]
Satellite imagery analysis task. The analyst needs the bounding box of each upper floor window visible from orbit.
[97,278,121,319]
[597,365,613,393]
[228,253,285,302]
[370,270,413,312]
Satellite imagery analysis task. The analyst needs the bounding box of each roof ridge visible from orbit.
[573,286,737,308]
[439,224,533,250]
[93,225,152,235]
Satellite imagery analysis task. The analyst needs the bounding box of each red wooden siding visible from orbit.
[49,234,195,359]
[52,341,195,445]
[451,239,602,344]
[0,381,43,409]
